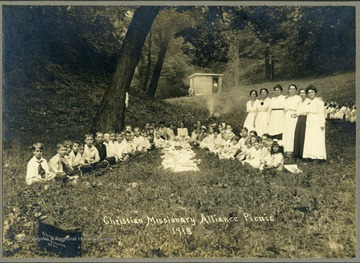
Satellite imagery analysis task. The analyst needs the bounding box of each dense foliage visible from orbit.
[3,6,355,98]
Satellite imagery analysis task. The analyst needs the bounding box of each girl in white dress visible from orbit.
[303,85,326,161]
[263,140,284,171]
[268,84,286,139]
[243,140,270,169]
[200,126,215,149]
[218,136,240,160]
[283,84,301,155]
[208,130,226,154]
[176,121,190,141]
[254,88,270,136]
[236,138,252,162]
[243,90,259,132]
[236,127,249,152]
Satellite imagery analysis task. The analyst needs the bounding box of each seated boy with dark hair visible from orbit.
[94,131,116,166]
[69,140,91,175]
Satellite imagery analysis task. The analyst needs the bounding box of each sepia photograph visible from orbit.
[1,1,357,260]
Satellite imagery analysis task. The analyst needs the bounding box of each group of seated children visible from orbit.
[26,126,154,185]
[324,101,356,122]
[26,121,284,185]
[192,124,284,171]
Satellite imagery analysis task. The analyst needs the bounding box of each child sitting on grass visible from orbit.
[218,136,240,160]
[208,129,225,154]
[223,125,236,141]
[69,140,83,169]
[200,126,215,150]
[196,126,208,146]
[83,133,100,168]
[114,132,124,160]
[189,123,199,146]
[94,131,115,166]
[103,131,117,162]
[133,128,151,154]
[69,141,89,175]
[116,132,125,143]
[237,127,249,152]
[166,122,176,141]
[242,140,269,169]
[140,129,152,151]
[49,143,79,182]
[94,132,106,161]
[63,139,73,166]
[26,143,55,185]
[132,127,148,153]
[116,131,133,161]
[262,140,285,171]
[236,138,252,161]
[157,121,168,140]
[176,121,190,142]
[218,123,225,137]
[154,132,166,149]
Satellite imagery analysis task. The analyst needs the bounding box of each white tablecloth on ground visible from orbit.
[160,141,201,172]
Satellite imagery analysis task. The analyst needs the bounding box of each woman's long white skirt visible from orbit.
[244,112,256,132]
[255,112,269,136]
[282,111,298,152]
[303,113,326,160]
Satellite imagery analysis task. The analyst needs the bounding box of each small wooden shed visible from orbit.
[188,73,224,96]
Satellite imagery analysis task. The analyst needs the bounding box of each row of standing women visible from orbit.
[243,84,326,161]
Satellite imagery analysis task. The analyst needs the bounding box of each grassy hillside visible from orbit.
[3,72,356,258]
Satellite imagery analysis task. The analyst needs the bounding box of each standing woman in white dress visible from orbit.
[254,88,270,136]
[243,90,259,132]
[282,84,301,156]
[268,84,286,140]
[303,85,326,161]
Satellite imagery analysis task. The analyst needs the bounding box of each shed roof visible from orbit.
[189,73,224,78]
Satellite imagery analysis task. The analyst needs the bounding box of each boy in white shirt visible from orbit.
[132,127,144,152]
[26,143,55,185]
[68,141,83,168]
[103,131,117,161]
[49,143,78,182]
[83,134,100,167]
[116,131,133,161]
[139,129,151,151]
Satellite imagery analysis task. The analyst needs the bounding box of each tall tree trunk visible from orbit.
[91,6,160,133]
[234,46,240,87]
[147,31,171,99]
[142,31,152,92]
[265,47,271,80]
[271,56,275,80]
